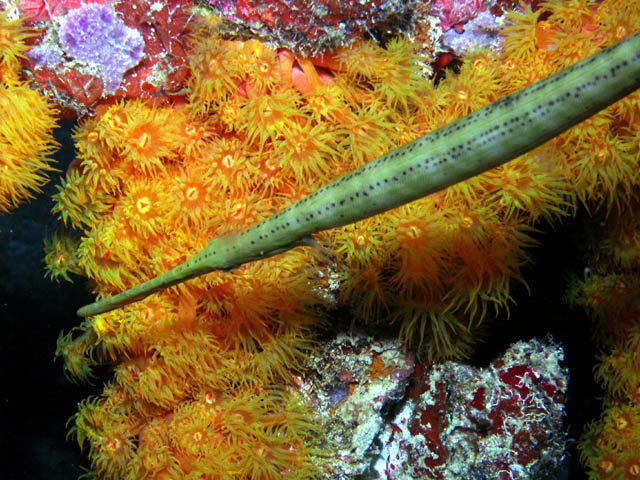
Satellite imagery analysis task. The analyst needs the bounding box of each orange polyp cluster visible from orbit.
[569,193,640,475]
[46,0,640,476]
[1,12,59,213]
[581,401,640,480]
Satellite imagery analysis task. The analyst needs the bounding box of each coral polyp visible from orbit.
[1,12,59,213]
[0,83,59,212]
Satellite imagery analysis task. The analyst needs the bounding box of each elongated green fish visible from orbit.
[77,31,640,317]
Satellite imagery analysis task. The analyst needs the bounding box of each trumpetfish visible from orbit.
[77,30,640,317]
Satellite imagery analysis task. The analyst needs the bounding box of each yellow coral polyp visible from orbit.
[72,116,111,165]
[77,226,139,290]
[306,85,351,123]
[55,328,97,382]
[0,84,59,213]
[188,34,244,113]
[484,151,575,223]
[135,360,191,409]
[330,217,387,267]
[169,403,228,458]
[385,202,448,300]
[52,169,112,228]
[243,41,280,93]
[0,11,33,80]
[173,111,217,160]
[273,122,340,185]
[342,261,389,320]
[43,231,82,282]
[70,398,138,479]
[96,104,128,149]
[250,331,314,382]
[335,38,389,79]
[198,137,259,193]
[393,301,476,360]
[339,101,396,167]
[447,218,532,313]
[205,277,278,350]
[599,458,615,475]
[353,37,423,113]
[167,168,214,229]
[120,179,169,239]
[438,54,503,118]
[218,95,243,130]
[500,6,557,90]
[120,101,180,175]
[238,88,306,149]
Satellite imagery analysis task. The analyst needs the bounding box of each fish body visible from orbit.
[77,30,640,317]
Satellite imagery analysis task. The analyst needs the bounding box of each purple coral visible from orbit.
[57,3,144,92]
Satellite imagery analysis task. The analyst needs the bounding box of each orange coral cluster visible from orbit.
[48,0,640,477]
[567,199,640,479]
[0,11,59,213]
[325,0,640,359]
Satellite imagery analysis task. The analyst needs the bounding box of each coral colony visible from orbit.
[1,0,640,478]
[567,199,640,479]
